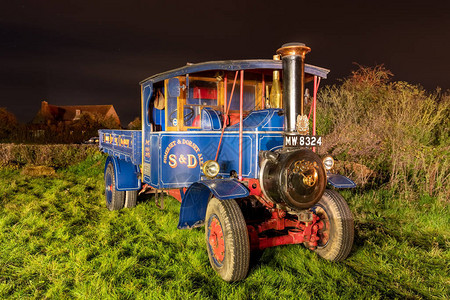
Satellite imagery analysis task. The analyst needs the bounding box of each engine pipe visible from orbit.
[312,75,321,152]
[239,70,244,180]
[276,42,311,135]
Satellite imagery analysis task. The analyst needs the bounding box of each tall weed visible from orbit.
[318,65,449,201]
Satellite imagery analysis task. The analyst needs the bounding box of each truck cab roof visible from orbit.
[140,59,330,85]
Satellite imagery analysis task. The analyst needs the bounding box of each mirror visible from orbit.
[168,78,180,97]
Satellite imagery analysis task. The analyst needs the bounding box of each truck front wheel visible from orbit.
[307,189,354,261]
[105,162,125,211]
[205,197,250,282]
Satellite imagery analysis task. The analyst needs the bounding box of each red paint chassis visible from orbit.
[141,181,324,252]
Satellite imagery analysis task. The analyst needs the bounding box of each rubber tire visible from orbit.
[105,162,125,211]
[124,190,137,208]
[310,189,354,261]
[205,197,250,282]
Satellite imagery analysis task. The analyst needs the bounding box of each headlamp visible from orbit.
[202,160,220,178]
[322,156,334,171]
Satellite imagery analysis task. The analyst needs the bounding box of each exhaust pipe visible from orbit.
[276,42,311,137]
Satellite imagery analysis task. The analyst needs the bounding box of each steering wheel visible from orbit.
[169,107,195,126]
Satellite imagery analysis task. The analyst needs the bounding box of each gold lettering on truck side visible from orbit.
[163,139,203,169]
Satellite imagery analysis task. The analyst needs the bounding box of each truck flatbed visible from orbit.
[99,129,142,165]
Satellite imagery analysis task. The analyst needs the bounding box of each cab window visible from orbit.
[184,79,219,128]
[227,82,257,112]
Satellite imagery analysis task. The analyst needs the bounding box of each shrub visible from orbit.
[0,108,19,142]
[0,144,100,168]
[318,65,449,201]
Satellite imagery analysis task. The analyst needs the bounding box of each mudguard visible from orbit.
[105,156,141,191]
[327,173,357,188]
[177,179,249,229]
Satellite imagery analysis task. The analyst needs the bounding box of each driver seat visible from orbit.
[201,107,222,131]
[192,114,201,127]
[152,107,165,131]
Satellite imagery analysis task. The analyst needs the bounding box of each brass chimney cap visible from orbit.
[277,42,311,58]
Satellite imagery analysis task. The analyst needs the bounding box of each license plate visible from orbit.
[284,135,322,147]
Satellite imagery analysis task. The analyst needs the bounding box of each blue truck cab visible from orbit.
[99,43,356,282]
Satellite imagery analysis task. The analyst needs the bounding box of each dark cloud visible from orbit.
[1,0,449,124]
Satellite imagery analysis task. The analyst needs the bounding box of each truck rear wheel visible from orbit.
[205,197,250,282]
[308,189,354,261]
[125,190,137,208]
[105,162,125,211]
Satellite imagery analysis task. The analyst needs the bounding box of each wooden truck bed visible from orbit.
[99,129,142,166]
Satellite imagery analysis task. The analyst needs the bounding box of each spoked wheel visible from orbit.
[104,162,125,211]
[205,197,250,282]
[307,189,354,261]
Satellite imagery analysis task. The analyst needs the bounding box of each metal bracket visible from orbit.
[297,210,313,223]
[155,189,164,209]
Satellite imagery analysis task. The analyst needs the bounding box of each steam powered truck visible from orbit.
[99,43,356,281]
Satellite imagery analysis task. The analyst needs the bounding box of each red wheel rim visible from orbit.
[208,216,225,263]
[315,206,330,247]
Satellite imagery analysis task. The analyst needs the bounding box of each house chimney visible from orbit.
[74,109,81,120]
[40,100,50,120]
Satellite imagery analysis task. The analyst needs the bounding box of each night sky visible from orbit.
[2,1,450,125]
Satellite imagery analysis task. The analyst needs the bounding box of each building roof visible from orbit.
[37,101,120,124]
[49,104,114,121]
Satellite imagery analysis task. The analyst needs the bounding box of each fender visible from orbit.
[177,179,249,229]
[105,156,141,191]
[327,173,356,188]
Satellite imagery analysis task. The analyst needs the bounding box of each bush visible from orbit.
[318,65,449,201]
[0,144,100,168]
[0,108,20,142]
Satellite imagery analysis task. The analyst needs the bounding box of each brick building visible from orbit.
[34,101,121,127]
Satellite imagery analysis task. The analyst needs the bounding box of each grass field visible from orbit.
[0,153,448,299]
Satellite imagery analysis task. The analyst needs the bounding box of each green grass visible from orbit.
[0,154,448,299]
